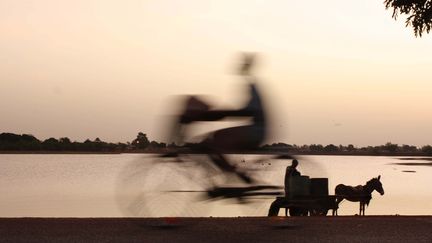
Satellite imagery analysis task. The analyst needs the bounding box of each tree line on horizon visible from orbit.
[0,132,167,153]
[261,142,432,155]
[1,132,432,155]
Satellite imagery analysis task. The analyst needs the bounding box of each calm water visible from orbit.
[0,154,431,217]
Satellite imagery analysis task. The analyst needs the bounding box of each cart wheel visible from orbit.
[309,208,328,216]
[289,207,308,216]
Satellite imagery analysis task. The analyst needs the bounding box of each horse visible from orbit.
[334,175,384,216]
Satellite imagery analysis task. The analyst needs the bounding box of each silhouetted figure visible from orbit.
[282,159,302,216]
[284,159,301,198]
[170,53,267,184]
[334,175,384,216]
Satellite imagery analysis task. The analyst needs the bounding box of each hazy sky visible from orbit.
[1,0,432,146]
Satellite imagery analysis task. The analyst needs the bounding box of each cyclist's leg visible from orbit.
[203,125,265,183]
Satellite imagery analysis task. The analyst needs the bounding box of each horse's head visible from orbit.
[368,175,384,195]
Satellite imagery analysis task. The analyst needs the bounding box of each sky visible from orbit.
[1,0,432,146]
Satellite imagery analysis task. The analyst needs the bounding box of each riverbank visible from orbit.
[1,150,432,157]
[1,216,431,242]
[0,151,122,154]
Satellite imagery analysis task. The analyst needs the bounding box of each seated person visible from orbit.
[284,159,301,197]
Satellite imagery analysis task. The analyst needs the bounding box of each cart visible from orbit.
[268,177,339,216]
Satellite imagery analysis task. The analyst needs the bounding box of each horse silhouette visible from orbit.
[334,175,384,216]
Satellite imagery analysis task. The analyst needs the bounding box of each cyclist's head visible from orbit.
[238,52,256,76]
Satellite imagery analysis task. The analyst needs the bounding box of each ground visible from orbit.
[1,216,431,242]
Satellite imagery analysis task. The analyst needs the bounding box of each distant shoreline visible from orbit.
[3,132,432,157]
[1,150,432,157]
[0,151,122,154]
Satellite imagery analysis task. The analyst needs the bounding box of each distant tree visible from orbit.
[324,144,339,152]
[0,133,21,142]
[0,133,41,150]
[347,144,355,152]
[421,145,432,154]
[384,0,432,37]
[58,137,72,150]
[361,145,381,154]
[132,132,150,149]
[21,134,39,143]
[309,144,324,152]
[384,142,399,153]
[299,145,310,152]
[116,142,128,151]
[42,138,61,151]
[149,141,166,148]
[19,134,41,150]
[261,142,292,152]
[92,138,106,151]
[75,139,93,151]
[401,144,418,152]
[59,137,71,144]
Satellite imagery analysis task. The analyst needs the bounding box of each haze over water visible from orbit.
[1,154,431,217]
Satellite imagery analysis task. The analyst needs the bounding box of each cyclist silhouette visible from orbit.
[169,53,267,184]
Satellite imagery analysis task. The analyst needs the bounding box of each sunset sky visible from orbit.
[1,0,432,146]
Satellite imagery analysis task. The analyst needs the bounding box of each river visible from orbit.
[0,154,431,217]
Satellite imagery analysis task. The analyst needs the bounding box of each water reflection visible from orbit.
[398,158,432,161]
[392,157,432,167]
